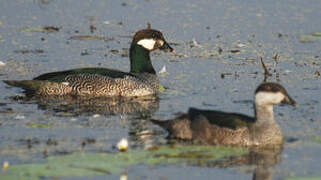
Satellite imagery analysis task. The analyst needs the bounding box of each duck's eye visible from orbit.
[137,39,156,50]
[271,87,279,92]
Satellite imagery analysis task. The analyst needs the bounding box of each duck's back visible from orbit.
[34,67,132,82]
[155,108,283,146]
[4,68,159,97]
[188,108,255,129]
[187,108,255,145]
[152,107,256,146]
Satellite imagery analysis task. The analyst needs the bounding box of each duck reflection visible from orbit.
[175,141,283,180]
[10,95,159,116]
[129,125,165,149]
[130,127,282,180]
[196,145,282,180]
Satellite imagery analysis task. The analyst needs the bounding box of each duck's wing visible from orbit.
[151,114,193,140]
[34,68,134,82]
[188,107,255,130]
[3,68,135,92]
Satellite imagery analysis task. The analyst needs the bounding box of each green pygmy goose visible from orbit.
[4,27,174,97]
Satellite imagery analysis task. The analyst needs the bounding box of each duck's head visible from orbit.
[131,28,174,52]
[254,82,296,107]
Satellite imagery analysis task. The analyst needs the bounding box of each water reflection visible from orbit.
[10,95,160,116]
[129,118,166,149]
[130,127,282,180]
[34,0,54,6]
[199,146,282,180]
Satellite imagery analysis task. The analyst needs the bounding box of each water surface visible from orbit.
[0,0,321,179]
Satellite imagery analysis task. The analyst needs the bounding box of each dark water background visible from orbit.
[0,0,321,179]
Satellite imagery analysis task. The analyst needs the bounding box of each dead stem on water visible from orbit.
[260,57,271,82]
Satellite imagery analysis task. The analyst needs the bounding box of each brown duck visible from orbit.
[152,82,296,146]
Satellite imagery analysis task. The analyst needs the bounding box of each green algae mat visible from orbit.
[1,145,247,179]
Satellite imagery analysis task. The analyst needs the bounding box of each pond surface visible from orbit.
[0,0,321,179]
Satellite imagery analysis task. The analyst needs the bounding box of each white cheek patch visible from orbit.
[255,92,284,105]
[137,39,156,50]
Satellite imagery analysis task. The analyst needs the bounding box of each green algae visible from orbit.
[159,85,165,92]
[2,145,247,179]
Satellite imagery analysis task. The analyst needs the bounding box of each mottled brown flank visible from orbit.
[37,73,159,97]
[154,114,283,146]
[132,29,165,44]
[158,114,193,140]
[155,115,251,146]
[189,115,251,145]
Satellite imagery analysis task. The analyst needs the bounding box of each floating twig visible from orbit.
[260,57,271,82]
[272,53,279,64]
[260,57,271,76]
[272,53,279,73]
[272,53,280,81]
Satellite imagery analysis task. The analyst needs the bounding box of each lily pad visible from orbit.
[2,145,247,179]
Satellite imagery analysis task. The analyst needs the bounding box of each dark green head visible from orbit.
[129,28,174,74]
[131,29,174,52]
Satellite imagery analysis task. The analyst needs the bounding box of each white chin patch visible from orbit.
[255,92,284,105]
[137,39,156,50]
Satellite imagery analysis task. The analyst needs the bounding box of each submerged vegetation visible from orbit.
[2,145,247,179]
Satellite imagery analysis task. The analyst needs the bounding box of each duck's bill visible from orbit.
[282,95,296,107]
[160,41,174,53]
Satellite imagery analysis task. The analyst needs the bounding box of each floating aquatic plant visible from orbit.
[2,145,247,180]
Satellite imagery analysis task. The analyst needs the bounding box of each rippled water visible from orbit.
[0,0,321,179]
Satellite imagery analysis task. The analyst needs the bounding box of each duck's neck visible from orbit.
[129,44,156,74]
[254,103,275,125]
[250,103,282,145]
